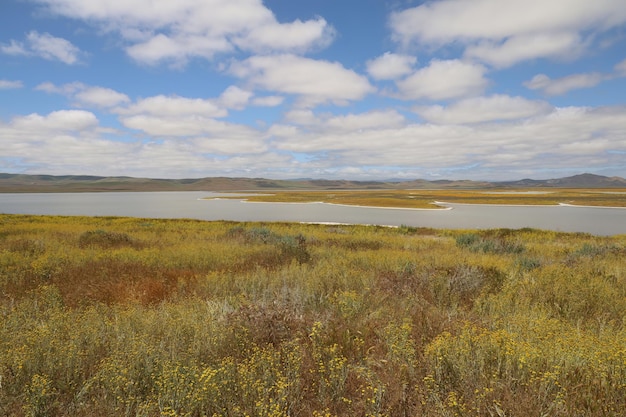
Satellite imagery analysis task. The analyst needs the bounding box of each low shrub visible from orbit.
[78,230,139,249]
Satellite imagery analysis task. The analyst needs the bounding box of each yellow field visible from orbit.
[207,188,626,209]
[1,214,625,416]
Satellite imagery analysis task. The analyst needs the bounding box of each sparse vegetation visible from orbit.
[1,214,625,416]
[209,188,626,208]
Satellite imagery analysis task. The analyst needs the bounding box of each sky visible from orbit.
[1,0,626,181]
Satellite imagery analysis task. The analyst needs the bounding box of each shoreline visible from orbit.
[208,198,453,211]
[205,197,626,210]
[434,200,626,209]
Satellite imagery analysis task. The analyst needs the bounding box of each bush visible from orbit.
[78,230,138,249]
[456,232,525,254]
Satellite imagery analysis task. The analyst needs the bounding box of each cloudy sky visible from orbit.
[1,0,626,180]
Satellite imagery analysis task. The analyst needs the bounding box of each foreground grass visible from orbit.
[1,214,625,416]
[209,188,626,208]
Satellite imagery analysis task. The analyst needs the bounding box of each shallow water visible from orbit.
[1,191,624,236]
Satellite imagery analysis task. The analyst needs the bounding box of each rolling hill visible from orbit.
[0,172,624,192]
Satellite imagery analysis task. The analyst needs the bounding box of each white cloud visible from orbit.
[33,0,335,66]
[0,80,23,89]
[230,54,374,107]
[390,0,626,67]
[26,31,83,64]
[233,18,335,53]
[218,86,253,110]
[190,136,268,155]
[366,52,417,80]
[1,31,82,64]
[11,110,98,132]
[322,110,406,131]
[121,115,254,138]
[270,105,626,178]
[615,59,626,75]
[524,72,607,95]
[464,32,584,68]
[283,109,319,126]
[252,96,284,107]
[35,81,80,94]
[396,59,488,101]
[3,104,626,180]
[284,109,406,132]
[126,34,232,66]
[1,40,28,56]
[74,87,131,108]
[116,95,227,118]
[415,95,553,124]
[36,82,130,108]
[1,108,276,177]
[113,90,271,148]
[391,0,626,44]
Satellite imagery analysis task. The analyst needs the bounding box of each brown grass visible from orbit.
[209,188,626,208]
[0,214,625,416]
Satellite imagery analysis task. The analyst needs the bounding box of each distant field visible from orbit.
[209,188,626,208]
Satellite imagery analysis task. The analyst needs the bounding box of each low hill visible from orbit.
[497,173,626,188]
[0,172,624,192]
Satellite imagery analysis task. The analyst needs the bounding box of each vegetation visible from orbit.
[1,214,625,416]
[209,188,626,208]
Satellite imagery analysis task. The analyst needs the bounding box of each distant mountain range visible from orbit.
[0,172,625,192]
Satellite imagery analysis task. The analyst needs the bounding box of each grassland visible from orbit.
[208,189,626,209]
[1,214,625,416]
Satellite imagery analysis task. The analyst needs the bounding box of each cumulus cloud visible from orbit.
[317,110,406,132]
[391,0,626,44]
[116,95,226,118]
[464,32,584,68]
[1,31,82,64]
[252,96,284,107]
[74,87,131,108]
[190,136,268,155]
[366,52,417,80]
[3,104,626,180]
[0,80,23,89]
[32,0,335,66]
[283,109,319,126]
[120,115,254,138]
[270,105,626,178]
[395,59,488,100]
[107,89,273,153]
[11,110,98,132]
[125,34,232,66]
[233,18,335,54]
[218,86,253,110]
[35,81,79,94]
[414,95,554,124]
[390,0,626,67]
[283,109,406,132]
[36,82,130,108]
[0,107,279,178]
[524,72,608,95]
[230,54,375,107]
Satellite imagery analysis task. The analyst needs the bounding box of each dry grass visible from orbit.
[1,214,625,416]
[209,188,626,208]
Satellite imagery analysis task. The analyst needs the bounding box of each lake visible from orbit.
[1,191,625,236]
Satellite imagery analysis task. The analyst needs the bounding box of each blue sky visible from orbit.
[1,0,626,180]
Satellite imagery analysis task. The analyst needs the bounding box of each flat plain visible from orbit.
[210,188,626,208]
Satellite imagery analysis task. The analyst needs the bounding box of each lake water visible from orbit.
[0,191,625,236]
